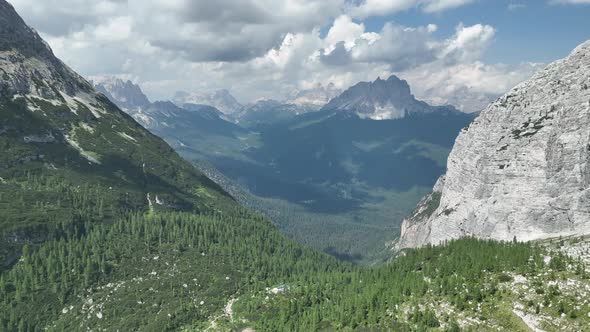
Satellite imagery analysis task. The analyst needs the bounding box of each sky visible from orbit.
[8,0,590,106]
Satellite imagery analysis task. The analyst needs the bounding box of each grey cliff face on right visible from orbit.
[398,40,590,249]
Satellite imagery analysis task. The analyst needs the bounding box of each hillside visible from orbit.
[0,1,342,329]
[186,236,590,331]
[94,75,474,263]
[0,0,240,270]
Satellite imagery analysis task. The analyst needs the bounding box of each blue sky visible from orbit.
[360,1,590,64]
[9,0,590,110]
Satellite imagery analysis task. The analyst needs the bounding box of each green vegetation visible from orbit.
[0,208,343,331]
[1,55,588,331]
[189,110,474,264]
[2,132,590,331]
[4,178,590,332]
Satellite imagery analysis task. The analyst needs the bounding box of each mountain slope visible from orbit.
[322,75,459,120]
[398,40,590,249]
[0,3,342,330]
[89,77,254,161]
[0,0,232,264]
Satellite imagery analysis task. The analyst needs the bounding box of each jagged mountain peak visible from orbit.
[89,76,150,110]
[322,74,456,120]
[89,76,151,110]
[397,39,590,249]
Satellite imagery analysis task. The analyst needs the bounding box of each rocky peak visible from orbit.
[397,40,590,249]
[0,0,51,58]
[90,76,151,110]
[322,75,456,120]
[0,0,91,99]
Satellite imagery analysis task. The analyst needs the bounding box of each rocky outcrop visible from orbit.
[0,1,91,98]
[322,75,458,120]
[90,77,151,110]
[398,40,590,249]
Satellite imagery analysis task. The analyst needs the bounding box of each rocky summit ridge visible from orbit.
[398,40,590,249]
[321,75,458,120]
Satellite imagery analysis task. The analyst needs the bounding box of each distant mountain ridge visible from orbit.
[88,74,474,262]
[173,89,244,115]
[89,77,237,129]
[287,83,341,109]
[322,75,459,120]
[89,76,151,110]
[90,77,255,163]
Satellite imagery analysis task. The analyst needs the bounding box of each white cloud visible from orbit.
[440,23,496,63]
[349,0,474,17]
[8,0,538,107]
[421,0,474,13]
[348,22,440,70]
[324,15,366,51]
[549,0,590,4]
[93,16,134,42]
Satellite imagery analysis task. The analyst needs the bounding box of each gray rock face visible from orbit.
[398,40,590,249]
[0,1,91,99]
[90,77,150,110]
[322,75,458,120]
[0,1,53,59]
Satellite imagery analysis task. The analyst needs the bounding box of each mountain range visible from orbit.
[3,1,590,330]
[93,72,474,263]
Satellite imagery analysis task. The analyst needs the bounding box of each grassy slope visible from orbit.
[0,91,234,265]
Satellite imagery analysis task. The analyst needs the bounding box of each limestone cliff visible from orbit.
[398,40,590,248]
